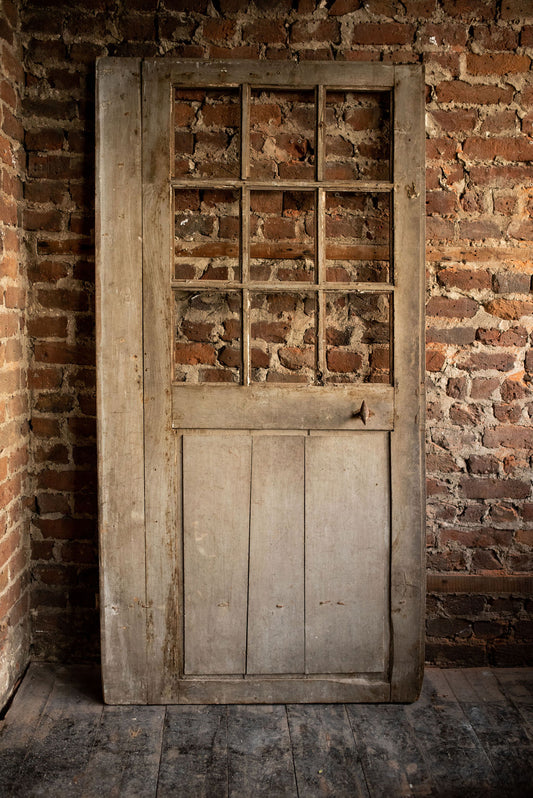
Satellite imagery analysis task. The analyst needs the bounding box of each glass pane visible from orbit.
[325,293,391,384]
[174,88,240,179]
[250,89,315,180]
[325,91,391,181]
[250,292,317,383]
[174,291,241,383]
[250,190,315,283]
[174,189,240,281]
[325,192,391,283]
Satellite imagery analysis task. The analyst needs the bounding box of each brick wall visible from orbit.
[14,0,533,668]
[0,0,30,708]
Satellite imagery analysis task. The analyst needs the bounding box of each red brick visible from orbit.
[327,349,362,373]
[476,328,528,347]
[501,0,533,20]
[435,81,514,105]
[484,426,533,449]
[291,19,340,44]
[278,347,314,370]
[437,268,491,291]
[426,347,446,372]
[251,322,289,343]
[174,342,215,365]
[426,191,458,215]
[351,22,415,45]
[457,352,515,372]
[460,477,530,500]
[473,24,519,50]
[202,19,236,43]
[420,23,468,47]
[484,299,533,320]
[426,297,479,318]
[243,20,286,44]
[467,53,531,76]
[463,137,533,162]
[479,112,517,135]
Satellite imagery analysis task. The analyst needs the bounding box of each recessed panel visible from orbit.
[325,293,391,384]
[250,292,317,384]
[174,188,240,281]
[250,190,315,283]
[325,90,391,181]
[174,291,241,384]
[250,89,315,180]
[174,87,240,179]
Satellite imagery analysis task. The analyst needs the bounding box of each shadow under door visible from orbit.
[97,59,425,704]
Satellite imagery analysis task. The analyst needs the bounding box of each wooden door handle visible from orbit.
[352,400,370,425]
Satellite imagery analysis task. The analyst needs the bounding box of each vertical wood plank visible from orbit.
[183,434,251,675]
[142,62,180,702]
[390,64,426,701]
[305,433,390,675]
[247,436,305,675]
[96,57,147,704]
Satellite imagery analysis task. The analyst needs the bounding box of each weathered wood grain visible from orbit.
[96,57,147,704]
[444,668,533,797]
[8,666,103,797]
[305,433,389,674]
[288,704,369,797]
[156,706,228,797]
[405,669,500,798]
[494,667,533,733]
[226,705,297,796]
[183,434,251,675]
[389,64,426,702]
[172,384,394,431]
[142,60,181,703]
[0,664,57,794]
[247,436,305,675]
[79,705,165,798]
[346,703,432,797]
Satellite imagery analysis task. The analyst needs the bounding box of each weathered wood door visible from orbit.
[97,59,425,704]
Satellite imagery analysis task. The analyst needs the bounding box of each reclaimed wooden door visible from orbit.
[97,59,425,704]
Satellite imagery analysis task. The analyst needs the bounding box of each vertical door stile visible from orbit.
[142,62,181,702]
[96,57,147,704]
[389,65,426,701]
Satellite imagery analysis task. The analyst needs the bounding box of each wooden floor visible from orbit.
[0,665,532,797]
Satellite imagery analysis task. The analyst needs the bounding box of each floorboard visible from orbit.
[287,704,369,797]
[0,664,532,797]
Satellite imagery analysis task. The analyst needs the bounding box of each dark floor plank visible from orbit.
[79,704,165,798]
[404,668,501,798]
[494,667,533,733]
[157,705,228,798]
[9,665,103,798]
[227,705,297,797]
[288,704,369,797]
[346,702,432,797]
[444,668,533,798]
[0,664,57,795]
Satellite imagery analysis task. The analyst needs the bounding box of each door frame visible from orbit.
[96,58,425,704]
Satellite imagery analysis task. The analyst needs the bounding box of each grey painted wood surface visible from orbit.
[183,435,251,675]
[1,665,532,798]
[247,436,305,675]
[305,434,389,674]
